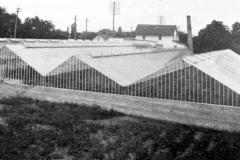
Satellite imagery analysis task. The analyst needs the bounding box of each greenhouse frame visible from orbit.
[1,44,240,107]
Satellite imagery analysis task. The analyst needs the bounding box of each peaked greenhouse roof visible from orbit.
[73,49,189,86]
[4,45,190,86]
[3,45,240,90]
[183,49,240,94]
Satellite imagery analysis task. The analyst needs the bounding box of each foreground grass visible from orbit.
[0,97,240,160]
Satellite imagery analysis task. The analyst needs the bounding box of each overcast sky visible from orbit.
[1,0,240,35]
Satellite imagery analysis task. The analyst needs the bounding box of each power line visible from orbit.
[14,6,21,38]
[85,18,89,39]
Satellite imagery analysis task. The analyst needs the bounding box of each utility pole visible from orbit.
[74,15,77,40]
[85,18,88,39]
[157,16,165,25]
[14,6,21,38]
[131,26,132,39]
[113,1,115,31]
[67,26,69,39]
[109,1,120,32]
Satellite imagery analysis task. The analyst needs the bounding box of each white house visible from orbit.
[135,24,183,48]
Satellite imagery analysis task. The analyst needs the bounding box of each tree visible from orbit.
[232,22,240,38]
[51,29,68,39]
[113,31,133,38]
[229,22,240,54]
[193,20,232,53]
[0,7,21,38]
[178,31,187,45]
[118,26,122,33]
[79,32,96,40]
[70,23,77,39]
[98,29,115,35]
[20,16,55,39]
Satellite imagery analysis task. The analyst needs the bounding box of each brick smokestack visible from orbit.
[187,15,193,53]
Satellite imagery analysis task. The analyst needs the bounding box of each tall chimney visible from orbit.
[187,15,193,54]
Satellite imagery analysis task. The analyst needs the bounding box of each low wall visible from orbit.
[0,83,240,132]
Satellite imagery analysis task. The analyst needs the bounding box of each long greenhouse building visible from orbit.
[1,42,240,107]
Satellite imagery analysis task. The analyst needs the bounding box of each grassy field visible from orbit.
[0,97,240,160]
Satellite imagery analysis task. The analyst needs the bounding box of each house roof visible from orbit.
[135,24,177,36]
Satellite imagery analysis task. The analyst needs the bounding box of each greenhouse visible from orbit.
[0,43,240,107]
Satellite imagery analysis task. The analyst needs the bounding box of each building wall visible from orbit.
[136,35,175,42]
[136,35,161,41]
[135,35,184,48]
[135,28,179,42]
[157,37,185,48]
[174,30,179,41]
[1,83,240,132]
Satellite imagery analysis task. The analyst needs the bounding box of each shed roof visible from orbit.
[135,24,177,36]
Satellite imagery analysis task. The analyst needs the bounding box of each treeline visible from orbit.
[79,27,135,40]
[178,20,240,54]
[0,7,135,40]
[0,7,68,39]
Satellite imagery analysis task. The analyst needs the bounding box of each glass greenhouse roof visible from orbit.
[5,45,190,86]
[183,49,240,94]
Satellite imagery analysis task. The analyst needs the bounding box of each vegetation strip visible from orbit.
[0,96,240,159]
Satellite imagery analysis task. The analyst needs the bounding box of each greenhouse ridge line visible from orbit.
[90,48,186,58]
